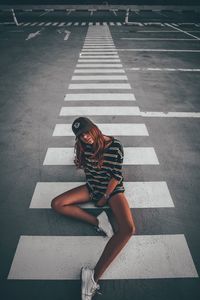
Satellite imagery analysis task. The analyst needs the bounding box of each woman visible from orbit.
[51,117,136,300]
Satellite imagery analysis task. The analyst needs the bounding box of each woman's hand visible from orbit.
[95,196,108,207]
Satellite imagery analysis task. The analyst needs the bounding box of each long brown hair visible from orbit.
[73,122,113,170]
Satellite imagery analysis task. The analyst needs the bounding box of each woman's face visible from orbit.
[79,131,94,144]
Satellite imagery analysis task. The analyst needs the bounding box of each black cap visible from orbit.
[72,117,94,137]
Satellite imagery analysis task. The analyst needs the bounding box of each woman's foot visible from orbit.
[96,211,114,238]
[81,266,101,300]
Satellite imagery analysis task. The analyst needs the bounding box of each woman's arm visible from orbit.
[95,177,120,207]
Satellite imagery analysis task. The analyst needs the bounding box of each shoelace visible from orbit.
[95,226,106,237]
[83,285,102,297]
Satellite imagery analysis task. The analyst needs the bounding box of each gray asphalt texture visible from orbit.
[0,9,200,300]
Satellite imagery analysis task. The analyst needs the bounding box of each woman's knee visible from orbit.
[119,221,136,236]
[51,197,64,211]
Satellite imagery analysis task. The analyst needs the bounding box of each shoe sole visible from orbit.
[81,267,88,300]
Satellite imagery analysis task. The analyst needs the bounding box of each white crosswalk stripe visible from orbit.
[71,75,127,80]
[60,106,139,115]
[78,59,121,62]
[43,147,159,165]
[30,181,174,209]
[76,64,123,67]
[68,83,131,89]
[79,55,119,58]
[74,69,125,73]
[64,93,135,100]
[52,123,148,136]
[8,235,198,279]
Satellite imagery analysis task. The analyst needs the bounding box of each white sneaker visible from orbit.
[97,211,114,238]
[81,266,101,300]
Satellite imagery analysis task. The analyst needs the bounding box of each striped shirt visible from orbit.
[84,137,125,200]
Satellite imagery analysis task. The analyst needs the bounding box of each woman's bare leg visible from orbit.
[93,193,136,282]
[51,184,98,226]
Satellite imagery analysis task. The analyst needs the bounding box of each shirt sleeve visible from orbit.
[109,143,124,181]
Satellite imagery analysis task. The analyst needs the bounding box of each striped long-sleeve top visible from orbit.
[84,137,125,201]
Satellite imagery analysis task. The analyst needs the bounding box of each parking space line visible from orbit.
[165,23,200,40]
[126,68,200,72]
[141,112,200,118]
[120,38,197,41]
[39,11,50,17]
[117,49,200,52]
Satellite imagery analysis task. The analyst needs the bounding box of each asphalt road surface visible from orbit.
[0,9,200,300]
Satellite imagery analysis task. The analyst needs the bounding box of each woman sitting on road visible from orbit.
[51,117,136,300]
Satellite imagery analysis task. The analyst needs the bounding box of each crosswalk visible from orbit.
[8,24,198,286]
[14,21,200,28]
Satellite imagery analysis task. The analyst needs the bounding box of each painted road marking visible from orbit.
[81,52,118,54]
[82,48,116,50]
[45,22,51,26]
[141,112,200,118]
[83,45,115,47]
[39,11,50,17]
[85,37,112,38]
[43,147,158,165]
[52,123,148,136]
[26,31,41,41]
[38,22,45,26]
[64,30,71,40]
[23,23,31,26]
[78,59,121,62]
[120,38,197,41]
[8,235,198,279]
[76,64,123,68]
[165,23,200,40]
[64,93,135,100]
[84,40,114,42]
[30,22,38,27]
[30,181,174,209]
[74,69,125,73]
[79,55,119,58]
[82,42,114,45]
[126,68,200,72]
[68,83,131,89]
[84,40,113,42]
[71,75,127,80]
[58,22,65,27]
[117,49,200,52]
[84,43,114,46]
[60,106,139,116]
